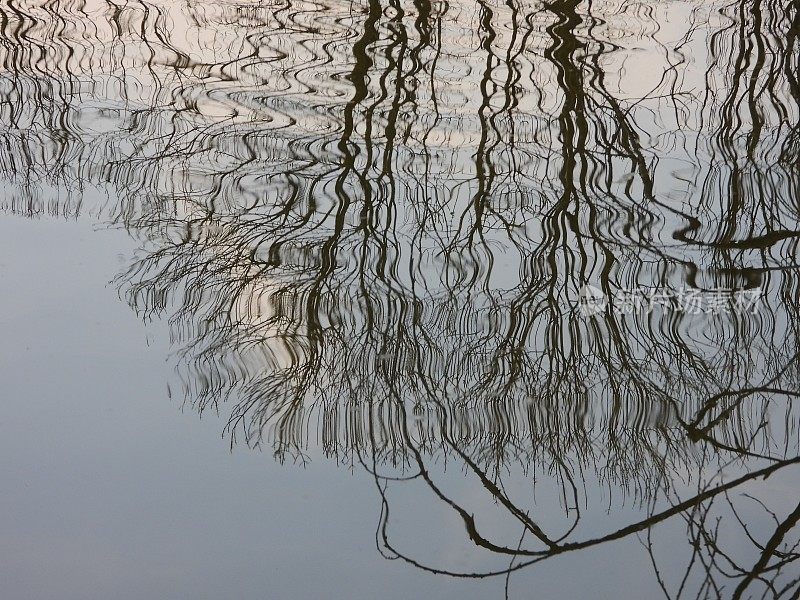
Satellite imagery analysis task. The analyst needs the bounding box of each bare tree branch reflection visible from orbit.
[1,0,799,596]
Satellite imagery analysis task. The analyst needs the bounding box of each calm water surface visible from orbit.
[1,0,799,598]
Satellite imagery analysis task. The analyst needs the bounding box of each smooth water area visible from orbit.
[1,0,799,598]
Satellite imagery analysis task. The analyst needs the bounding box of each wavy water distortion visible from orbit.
[1,0,799,597]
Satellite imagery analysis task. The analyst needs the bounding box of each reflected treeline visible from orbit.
[1,0,799,596]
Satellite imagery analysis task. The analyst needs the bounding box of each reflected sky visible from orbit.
[1,0,799,597]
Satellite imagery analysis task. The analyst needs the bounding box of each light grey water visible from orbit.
[1,0,799,597]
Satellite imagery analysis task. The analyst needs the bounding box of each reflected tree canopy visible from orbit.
[1,0,799,596]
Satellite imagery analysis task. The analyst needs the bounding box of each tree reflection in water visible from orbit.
[1,0,799,596]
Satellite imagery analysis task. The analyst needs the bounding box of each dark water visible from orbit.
[1,0,799,598]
